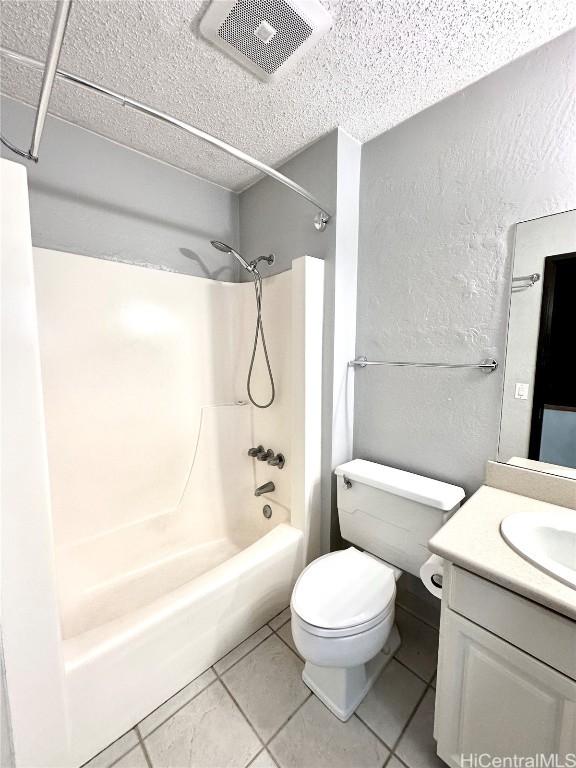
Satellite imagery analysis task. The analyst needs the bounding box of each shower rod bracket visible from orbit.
[314,211,330,232]
[349,356,499,374]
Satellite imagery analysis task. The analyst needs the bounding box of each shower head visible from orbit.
[210,240,253,272]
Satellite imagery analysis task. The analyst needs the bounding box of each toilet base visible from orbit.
[301,624,401,721]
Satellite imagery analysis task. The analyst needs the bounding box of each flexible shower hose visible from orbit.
[247,268,275,408]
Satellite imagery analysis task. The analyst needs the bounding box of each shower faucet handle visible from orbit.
[267,453,285,469]
[257,449,274,462]
[248,445,264,457]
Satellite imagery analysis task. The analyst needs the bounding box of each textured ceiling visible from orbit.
[1,0,575,190]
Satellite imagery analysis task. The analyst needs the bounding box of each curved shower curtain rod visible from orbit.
[0,4,332,230]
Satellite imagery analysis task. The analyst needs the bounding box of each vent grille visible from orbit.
[218,0,313,75]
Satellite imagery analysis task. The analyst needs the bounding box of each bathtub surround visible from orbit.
[240,128,361,551]
[0,96,240,280]
[1,160,324,767]
[355,29,576,495]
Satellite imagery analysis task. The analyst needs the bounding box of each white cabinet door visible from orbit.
[436,609,576,767]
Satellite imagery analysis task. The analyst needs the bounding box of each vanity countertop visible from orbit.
[428,485,576,621]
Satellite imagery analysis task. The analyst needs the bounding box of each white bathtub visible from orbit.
[64,523,303,767]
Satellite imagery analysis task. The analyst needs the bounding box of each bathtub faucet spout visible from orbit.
[255,481,275,497]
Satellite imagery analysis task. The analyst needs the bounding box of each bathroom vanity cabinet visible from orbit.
[434,563,576,764]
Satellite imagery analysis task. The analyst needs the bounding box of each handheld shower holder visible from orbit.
[249,254,275,270]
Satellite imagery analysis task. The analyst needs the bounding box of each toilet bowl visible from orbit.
[290,547,401,721]
[291,459,465,721]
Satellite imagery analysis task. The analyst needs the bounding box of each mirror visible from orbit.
[498,209,576,478]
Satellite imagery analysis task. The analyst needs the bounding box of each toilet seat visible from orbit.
[291,548,396,637]
[293,603,394,638]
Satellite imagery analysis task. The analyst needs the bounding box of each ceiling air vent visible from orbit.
[199,0,332,82]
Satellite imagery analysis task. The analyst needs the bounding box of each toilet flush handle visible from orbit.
[342,476,352,489]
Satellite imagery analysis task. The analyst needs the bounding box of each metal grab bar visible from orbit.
[349,357,498,374]
[1,39,332,228]
[512,273,540,290]
[1,0,72,161]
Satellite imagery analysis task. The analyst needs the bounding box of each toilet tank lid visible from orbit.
[334,459,465,511]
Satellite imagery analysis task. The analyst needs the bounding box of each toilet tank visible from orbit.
[334,460,464,577]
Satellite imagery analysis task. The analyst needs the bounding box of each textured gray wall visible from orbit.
[355,30,576,496]
[0,96,240,280]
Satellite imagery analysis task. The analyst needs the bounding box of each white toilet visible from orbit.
[291,459,464,721]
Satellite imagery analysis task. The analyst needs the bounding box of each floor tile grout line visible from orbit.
[215,628,312,752]
[213,665,268,753]
[353,711,396,753]
[224,621,312,750]
[215,628,274,676]
[395,601,440,632]
[135,726,154,768]
[382,750,411,768]
[245,748,262,768]
[390,753,411,768]
[267,607,291,628]
[269,606,289,621]
[393,654,435,685]
[80,733,137,768]
[137,677,220,739]
[264,691,313,749]
[382,753,394,768]
[271,626,302,661]
[388,678,435,761]
[246,747,280,768]
[245,748,265,768]
[352,655,437,760]
[267,616,290,632]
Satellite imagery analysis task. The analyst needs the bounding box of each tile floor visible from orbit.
[84,600,443,768]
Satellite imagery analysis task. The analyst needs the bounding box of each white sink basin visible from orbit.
[500,510,576,590]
